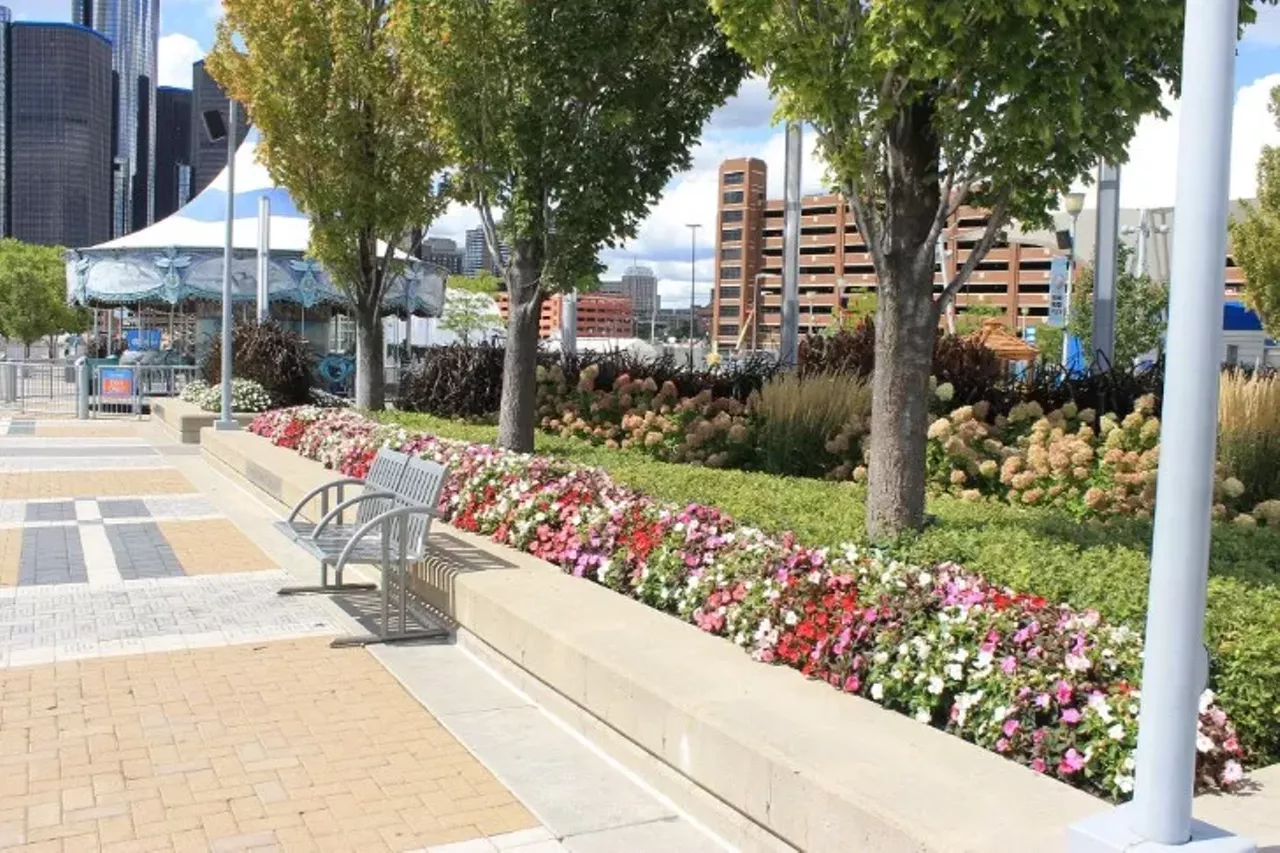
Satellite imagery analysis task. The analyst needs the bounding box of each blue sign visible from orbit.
[125,329,163,350]
[1047,256,1069,328]
[1024,325,1037,346]
[99,368,134,399]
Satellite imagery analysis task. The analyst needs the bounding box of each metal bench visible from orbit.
[281,454,451,647]
[276,448,411,595]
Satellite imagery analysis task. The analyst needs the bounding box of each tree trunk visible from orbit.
[354,308,386,411]
[865,97,944,542]
[497,244,543,452]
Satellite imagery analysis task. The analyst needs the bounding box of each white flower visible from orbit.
[1114,774,1135,794]
[915,709,932,723]
[944,664,963,681]
[991,706,1008,723]
[871,683,885,701]
[927,676,945,695]
[1088,694,1114,724]
[1108,724,1126,741]
[783,611,799,627]
[897,643,909,658]
[873,651,890,665]
[950,648,970,663]
[1198,689,1215,714]
[1196,733,1215,754]
[1123,755,1136,772]
[1065,653,1092,673]
[917,572,933,587]
[1222,760,1244,786]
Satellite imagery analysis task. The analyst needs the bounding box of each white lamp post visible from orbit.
[203,100,238,431]
[1068,2,1252,849]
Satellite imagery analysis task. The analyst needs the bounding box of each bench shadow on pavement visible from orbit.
[325,529,521,645]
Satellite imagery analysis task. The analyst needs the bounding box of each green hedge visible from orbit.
[378,410,1280,766]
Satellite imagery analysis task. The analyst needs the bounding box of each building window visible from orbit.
[718,302,738,317]
[723,171,745,185]
[722,190,744,204]
[718,324,740,338]
[722,209,744,224]
[1226,344,1240,366]
[720,266,742,280]
[722,228,743,242]
[721,247,742,261]
[719,286,741,300]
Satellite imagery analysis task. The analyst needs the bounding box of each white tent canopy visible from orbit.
[67,131,445,316]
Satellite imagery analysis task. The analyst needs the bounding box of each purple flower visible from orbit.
[1000,656,1017,675]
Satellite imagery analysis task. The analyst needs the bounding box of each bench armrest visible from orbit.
[311,490,398,538]
[286,477,366,523]
[333,505,436,576]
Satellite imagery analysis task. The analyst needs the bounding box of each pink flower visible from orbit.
[995,738,1010,753]
[1061,708,1082,725]
[843,675,860,693]
[1224,737,1240,754]
[1055,680,1073,705]
[1002,719,1020,738]
[1032,728,1048,745]
[1058,749,1087,775]
[1030,758,1047,774]
[1035,693,1051,709]
[1000,656,1017,675]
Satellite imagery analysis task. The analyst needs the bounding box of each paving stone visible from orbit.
[23,500,75,523]
[18,526,86,585]
[97,499,151,519]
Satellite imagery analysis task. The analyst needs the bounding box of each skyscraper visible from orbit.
[0,7,10,239]
[463,227,510,276]
[154,86,192,220]
[190,59,249,199]
[8,21,113,247]
[72,0,160,237]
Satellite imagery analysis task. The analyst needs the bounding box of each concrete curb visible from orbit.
[152,397,255,444]
[199,426,1151,852]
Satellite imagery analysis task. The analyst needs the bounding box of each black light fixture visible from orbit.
[203,109,228,142]
[1055,229,1073,251]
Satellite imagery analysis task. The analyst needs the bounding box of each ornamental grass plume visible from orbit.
[753,371,872,478]
[1218,369,1280,506]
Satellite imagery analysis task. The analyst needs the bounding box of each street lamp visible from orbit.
[203,101,238,431]
[685,223,701,367]
[1062,191,1086,366]
[752,271,767,352]
[1068,1,1253,850]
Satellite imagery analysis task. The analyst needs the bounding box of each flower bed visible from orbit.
[179,378,275,413]
[250,405,1248,801]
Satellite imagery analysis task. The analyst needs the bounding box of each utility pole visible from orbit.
[685,223,701,366]
[1068,2,1252,849]
[214,99,237,431]
[780,122,802,366]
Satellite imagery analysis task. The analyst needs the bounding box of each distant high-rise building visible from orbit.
[0,7,10,238]
[421,236,464,275]
[601,265,659,332]
[154,86,192,221]
[7,21,113,247]
[190,59,249,199]
[73,0,160,236]
[463,227,510,275]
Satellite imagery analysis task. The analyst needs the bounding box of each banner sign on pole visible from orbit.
[99,368,134,398]
[124,329,162,350]
[1048,256,1069,328]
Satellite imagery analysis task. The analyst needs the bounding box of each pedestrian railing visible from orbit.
[0,359,80,418]
[84,362,200,419]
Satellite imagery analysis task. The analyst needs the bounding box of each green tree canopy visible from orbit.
[397,0,746,450]
[0,240,87,351]
[440,288,499,344]
[1231,84,1280,337]
[712,0,1272,540]
[208,0,449,409]
[1067,245,1169,368]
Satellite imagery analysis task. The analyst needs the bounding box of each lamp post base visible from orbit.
[214,419,240,431]
[1069,805,1254,853]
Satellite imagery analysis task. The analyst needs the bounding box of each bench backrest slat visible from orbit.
[390,456,448,557]
[358,449,412,525]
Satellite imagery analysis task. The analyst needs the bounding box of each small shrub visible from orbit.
[1219,369,1280,505]
[398,343,506,418]
[180,378,275,413]
[752,371,870,478]
[201,320,314,405]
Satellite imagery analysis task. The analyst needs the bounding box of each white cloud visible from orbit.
[157,33,205,88]
[1065,73,1280,210]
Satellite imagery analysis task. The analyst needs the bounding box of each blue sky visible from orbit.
[11,0,1280,308]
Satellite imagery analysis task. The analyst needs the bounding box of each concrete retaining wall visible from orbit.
[202,426,1117,852]
[152,398,256,444]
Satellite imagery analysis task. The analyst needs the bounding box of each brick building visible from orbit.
[711,157,1249,354]
[495,292,635,339]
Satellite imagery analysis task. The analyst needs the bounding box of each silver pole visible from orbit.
[1135,208,1149,278]
[1091,161,1121,368]
[1070,2,1252,850]
[685,223,701,366]
[561,291,577,357]
[780,122,802,366]
[256,195,270,322]
[215,99,238,430]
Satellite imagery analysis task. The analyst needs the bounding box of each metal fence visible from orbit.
[0,359,200,420]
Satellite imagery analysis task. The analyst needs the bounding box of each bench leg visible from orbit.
[329,539,448,648]
[278,559,376,596]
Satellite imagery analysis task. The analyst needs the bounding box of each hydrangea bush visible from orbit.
[250,406,1250,801]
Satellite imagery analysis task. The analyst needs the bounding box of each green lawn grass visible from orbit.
[377,409,1280,764]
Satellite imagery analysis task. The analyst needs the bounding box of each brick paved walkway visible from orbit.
[0,421,562,853]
